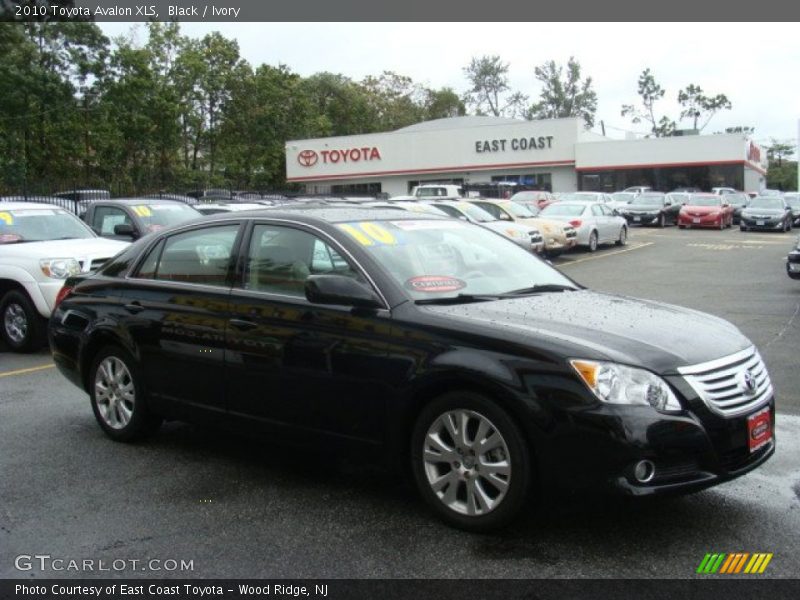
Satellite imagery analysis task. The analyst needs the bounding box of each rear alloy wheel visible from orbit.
[616,226,628,246]
[0,290,45,353]
[90,346,162,442]
[588,231,599,253]
[411,392,531,532]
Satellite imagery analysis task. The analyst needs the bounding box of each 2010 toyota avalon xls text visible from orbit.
[48,208,775,531]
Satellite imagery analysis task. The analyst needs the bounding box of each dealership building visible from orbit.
[285,116,768,196]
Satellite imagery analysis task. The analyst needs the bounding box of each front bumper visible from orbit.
[678,212,724,228]
[741,216,785,230]
[533,378,776,498]
[623,212,660,226]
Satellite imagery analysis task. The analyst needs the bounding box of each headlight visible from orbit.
[505,228,526,239]
[40,258,81,279]
[570,359,682,412]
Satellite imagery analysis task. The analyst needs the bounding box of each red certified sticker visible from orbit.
[405,275,465,294]
[747,407,772,453]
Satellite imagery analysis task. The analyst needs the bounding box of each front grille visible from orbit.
[652,459,701,483]
[677,346,772,417]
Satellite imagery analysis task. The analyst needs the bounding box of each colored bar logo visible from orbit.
[696,552,773,574]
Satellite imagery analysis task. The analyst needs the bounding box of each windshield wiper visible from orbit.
[415,293,501,305]
[498,284,579,296]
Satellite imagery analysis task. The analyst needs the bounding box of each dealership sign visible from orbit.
[297,146,381,167]
[475,136,554,153]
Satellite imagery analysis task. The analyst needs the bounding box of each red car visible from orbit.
[678,194,734,229]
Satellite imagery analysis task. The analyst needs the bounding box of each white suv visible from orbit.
[0,202,129,352]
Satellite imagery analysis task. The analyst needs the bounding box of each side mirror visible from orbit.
[499,213,512,221]
[305,274,383,309]
[113,223,138,239]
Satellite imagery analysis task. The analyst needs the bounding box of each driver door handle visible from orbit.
[123,301,144,314]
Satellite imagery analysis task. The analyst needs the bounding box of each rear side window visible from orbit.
[134,225,239,286]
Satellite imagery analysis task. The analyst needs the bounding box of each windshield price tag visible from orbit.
[133,205,152,217]
[405,276,466,293]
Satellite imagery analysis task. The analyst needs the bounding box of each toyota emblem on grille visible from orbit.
[297,149,318,167]
[739,370,757,396]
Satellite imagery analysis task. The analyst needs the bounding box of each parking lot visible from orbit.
[1,224,798,579]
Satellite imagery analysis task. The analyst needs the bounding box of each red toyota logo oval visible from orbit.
[298,150,318,167]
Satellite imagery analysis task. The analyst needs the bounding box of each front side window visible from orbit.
[137,225,239,286]
[243,224,361,297]
[92,206,132,236]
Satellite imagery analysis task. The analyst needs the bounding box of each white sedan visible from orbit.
[539,201,628,252]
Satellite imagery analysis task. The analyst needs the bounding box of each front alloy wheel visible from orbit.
[0,290,45,352]
[422,409,511,517]
[411,392,531,531]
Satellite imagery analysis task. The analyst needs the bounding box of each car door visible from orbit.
[590,204,609,241]
[121,222,243,417]
[599,204,620,239]
[224,221,394,445]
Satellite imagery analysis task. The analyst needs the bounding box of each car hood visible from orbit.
[420,290,751,374]
[741,208,785,216]
[0,237,129,259]
[681,205,722,214]
[625,204,664,211]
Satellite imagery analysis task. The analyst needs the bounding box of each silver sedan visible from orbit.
[539,201,628,252]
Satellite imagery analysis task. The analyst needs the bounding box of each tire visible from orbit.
[678,224,685,229]
[410,391,532,532]
[616,226,628,246]
[719,218,725,231]
[0,290,46,353]
[657,214,665,228]
[588,231,599,253]
[89,345,162,442]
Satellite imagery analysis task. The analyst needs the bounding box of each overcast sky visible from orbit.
[99,22,799,146]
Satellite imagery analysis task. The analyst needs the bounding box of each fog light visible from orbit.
[633,460,655,483]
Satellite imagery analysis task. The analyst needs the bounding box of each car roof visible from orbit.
[0,201,71,210]
[87,198,192,206]
[197,206,448,225]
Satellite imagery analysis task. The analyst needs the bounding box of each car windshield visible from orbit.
[132,203,201,232]
[0,207,94,243]
[336,219,575,301]
[748,198,784,210]
[504,201,535,218]
[612,193,635,202]
[540,203,586,217]
[634,195,665,205]
[784,196,799,207]
[559,193,600,202]
[441,202,497,223]
[688,195,722,207]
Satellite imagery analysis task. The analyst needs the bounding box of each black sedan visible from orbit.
[788,236,800,280]
[740,196,793,232]
[48,207,775,531]
[618,192,680,227]
[785,193,800,227]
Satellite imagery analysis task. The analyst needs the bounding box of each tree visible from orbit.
[766,139,796,167]
[360,71,425,131]
[423,87,465,120]
[462,55,528,118]
[621,68,676,137]
[677,84,731,131]
[527,57,597,128]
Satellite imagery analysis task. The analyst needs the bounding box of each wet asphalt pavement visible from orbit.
[1,225,798,579]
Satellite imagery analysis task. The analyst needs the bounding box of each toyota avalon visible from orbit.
[49,207,775,531]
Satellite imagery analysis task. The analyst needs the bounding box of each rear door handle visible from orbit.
[229,318,258,331]
[123,301,144,314]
